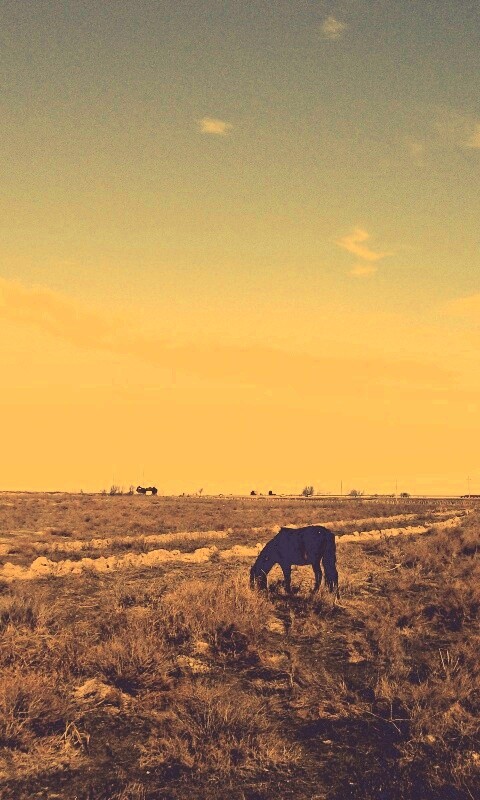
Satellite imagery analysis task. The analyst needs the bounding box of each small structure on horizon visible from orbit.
[136,486,158,495]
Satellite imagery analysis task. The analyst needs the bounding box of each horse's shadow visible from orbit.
[266,579,340,633]
[269,576,335,604]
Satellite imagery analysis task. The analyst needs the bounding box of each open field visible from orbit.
[0,494,478,800]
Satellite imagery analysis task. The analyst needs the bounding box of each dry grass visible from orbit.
[0,494,478,799]
[138,681,300,776]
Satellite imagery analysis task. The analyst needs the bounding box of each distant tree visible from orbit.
[302,486,315,497]
[348,489,363,497]
[198,488,203,495]
[250,490,257,496]
[109,485,122,495]
[400,492,410,498]
[127,485,135,495]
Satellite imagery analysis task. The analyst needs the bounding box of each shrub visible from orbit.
[159,575,271,653]
[301,485,315,497]
[0,669,71,747]
[77,615,173,695]
[140,681,300,776]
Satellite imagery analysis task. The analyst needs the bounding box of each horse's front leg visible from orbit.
[280,562,292,593]
[312,561,322,593]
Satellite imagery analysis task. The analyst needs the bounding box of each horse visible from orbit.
[250,525,339,595]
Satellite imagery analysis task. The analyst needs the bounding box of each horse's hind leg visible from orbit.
[280,563,292,593]
[312,561,322,593]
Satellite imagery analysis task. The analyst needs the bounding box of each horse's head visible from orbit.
[250,563,268,590]
[250,546,275,591]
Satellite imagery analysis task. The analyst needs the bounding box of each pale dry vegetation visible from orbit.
[0,494,478,799]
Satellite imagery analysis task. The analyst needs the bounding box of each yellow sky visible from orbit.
[2,3,480,495]
[1,277,479,495]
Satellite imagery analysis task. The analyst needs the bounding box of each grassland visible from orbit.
[0,494,478,800]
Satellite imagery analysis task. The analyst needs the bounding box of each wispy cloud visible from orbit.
[446,293,480,317]
[434,109,480,150]
[198,117,233,136]
[405,137,426,164]
[466,122,480,149]
[349,264,378,277]
[0,278,449,392]
[321,15,347,40]
[0,278,117,349]
[337,227,393,265]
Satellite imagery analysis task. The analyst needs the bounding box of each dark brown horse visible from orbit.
[250,525,338,595]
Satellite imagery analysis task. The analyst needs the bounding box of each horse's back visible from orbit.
[278,525,332,541]
[275,525,334,562]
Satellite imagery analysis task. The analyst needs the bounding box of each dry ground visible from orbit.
[0,494,478,800]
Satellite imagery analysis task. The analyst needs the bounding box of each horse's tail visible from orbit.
[322,531,339,594]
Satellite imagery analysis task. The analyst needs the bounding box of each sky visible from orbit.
[1,0,480,495]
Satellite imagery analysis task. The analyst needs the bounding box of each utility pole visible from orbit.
[340,479,343,497]
[467,476,471,496]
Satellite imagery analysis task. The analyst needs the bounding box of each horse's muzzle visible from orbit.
[250,569,267,591]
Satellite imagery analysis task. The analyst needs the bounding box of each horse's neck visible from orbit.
[257,541,276,570]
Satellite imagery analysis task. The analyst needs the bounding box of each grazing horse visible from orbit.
[250,525,338,595]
